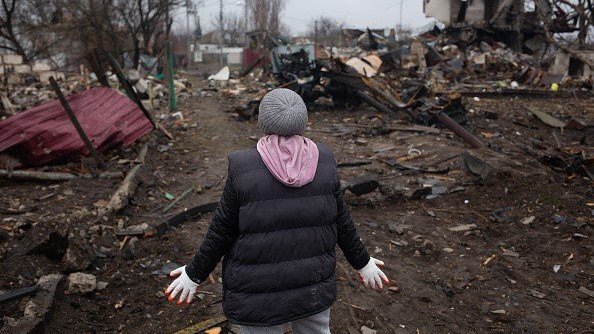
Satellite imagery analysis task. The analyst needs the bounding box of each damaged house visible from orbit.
[423,0,578,55]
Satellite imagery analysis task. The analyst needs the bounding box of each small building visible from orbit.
[423,0,508,27]
[193,31,244,67]
[422,0,577,54]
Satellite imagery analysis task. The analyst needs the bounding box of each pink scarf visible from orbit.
[256,135,319,188]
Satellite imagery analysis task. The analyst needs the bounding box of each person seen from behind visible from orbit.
[165,88,390,334]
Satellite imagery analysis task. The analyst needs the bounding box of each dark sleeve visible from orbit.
[334,173,371,271]
[185,166,240,283]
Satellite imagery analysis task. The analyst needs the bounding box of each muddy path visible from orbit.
[1,87,593,333]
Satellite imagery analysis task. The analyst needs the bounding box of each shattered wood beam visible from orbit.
[436,112,482,149]
[0,169,76,181]
[104,144,148,213]
[362,78,407,108]
[0,170,123,181]
[48,77,106,169]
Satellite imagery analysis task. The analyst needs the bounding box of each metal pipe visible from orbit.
[356,90,394,114]
[436,112,482,149]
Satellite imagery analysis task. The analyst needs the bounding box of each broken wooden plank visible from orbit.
[448,224,478,232]
[104,144,148,213]
[0,170,124,181]
[578,286,594,298]
[0,170,77,181]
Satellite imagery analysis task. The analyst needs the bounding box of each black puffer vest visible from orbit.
[186,143,370,326]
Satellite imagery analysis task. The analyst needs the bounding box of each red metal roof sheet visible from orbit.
[0,87,153,166]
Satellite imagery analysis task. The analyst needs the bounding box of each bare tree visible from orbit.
[116,0,184,67]
[307,16,344,47]
[0,0,32,61]
[246,0,286,44]
[212,12,246,46]
[534,0,594,67]
[552,0,594,47]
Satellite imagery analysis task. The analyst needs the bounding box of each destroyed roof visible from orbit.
[198,31,222,45]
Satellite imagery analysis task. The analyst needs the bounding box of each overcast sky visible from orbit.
[183,0,432,35]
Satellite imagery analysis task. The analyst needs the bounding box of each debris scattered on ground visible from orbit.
[1,5,592,333]
[448,224,478,232]
[0,274,62,334]
[66,273,97,295]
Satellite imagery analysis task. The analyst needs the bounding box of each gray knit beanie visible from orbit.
[258,88,308,136]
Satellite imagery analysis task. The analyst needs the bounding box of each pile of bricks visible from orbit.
[0,54,65,84]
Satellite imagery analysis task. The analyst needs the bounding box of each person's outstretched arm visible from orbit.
[166,167,240,304]
[334,174,389,291]
[335,176,371,270]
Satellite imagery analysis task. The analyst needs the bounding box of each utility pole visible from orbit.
[399,0,404,40]
[219,0,224,64]
[314,19,318,44]
[244,0,249,46]
[186,0,192,67]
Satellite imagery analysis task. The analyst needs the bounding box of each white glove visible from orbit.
[357,257,389,291]
[165,266,200,304]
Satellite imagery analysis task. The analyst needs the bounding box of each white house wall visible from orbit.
[424,0,452,25]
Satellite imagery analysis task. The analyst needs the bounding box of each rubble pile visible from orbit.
[0,58,192,118]
[209,22,594,155]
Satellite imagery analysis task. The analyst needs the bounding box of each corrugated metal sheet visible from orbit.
[0,87,153,166]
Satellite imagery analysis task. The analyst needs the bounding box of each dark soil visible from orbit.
[1,80,592,333]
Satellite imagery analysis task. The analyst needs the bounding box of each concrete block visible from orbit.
[32,62,52,72]
[135,78,149,94]
[38,71,65,83]
[66,272,96,294]
[14,65,31,74]
[2,54,23,65]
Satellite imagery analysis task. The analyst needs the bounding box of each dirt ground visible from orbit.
[1,77,593,333]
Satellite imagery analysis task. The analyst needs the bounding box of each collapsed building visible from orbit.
[423,0,578,56]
